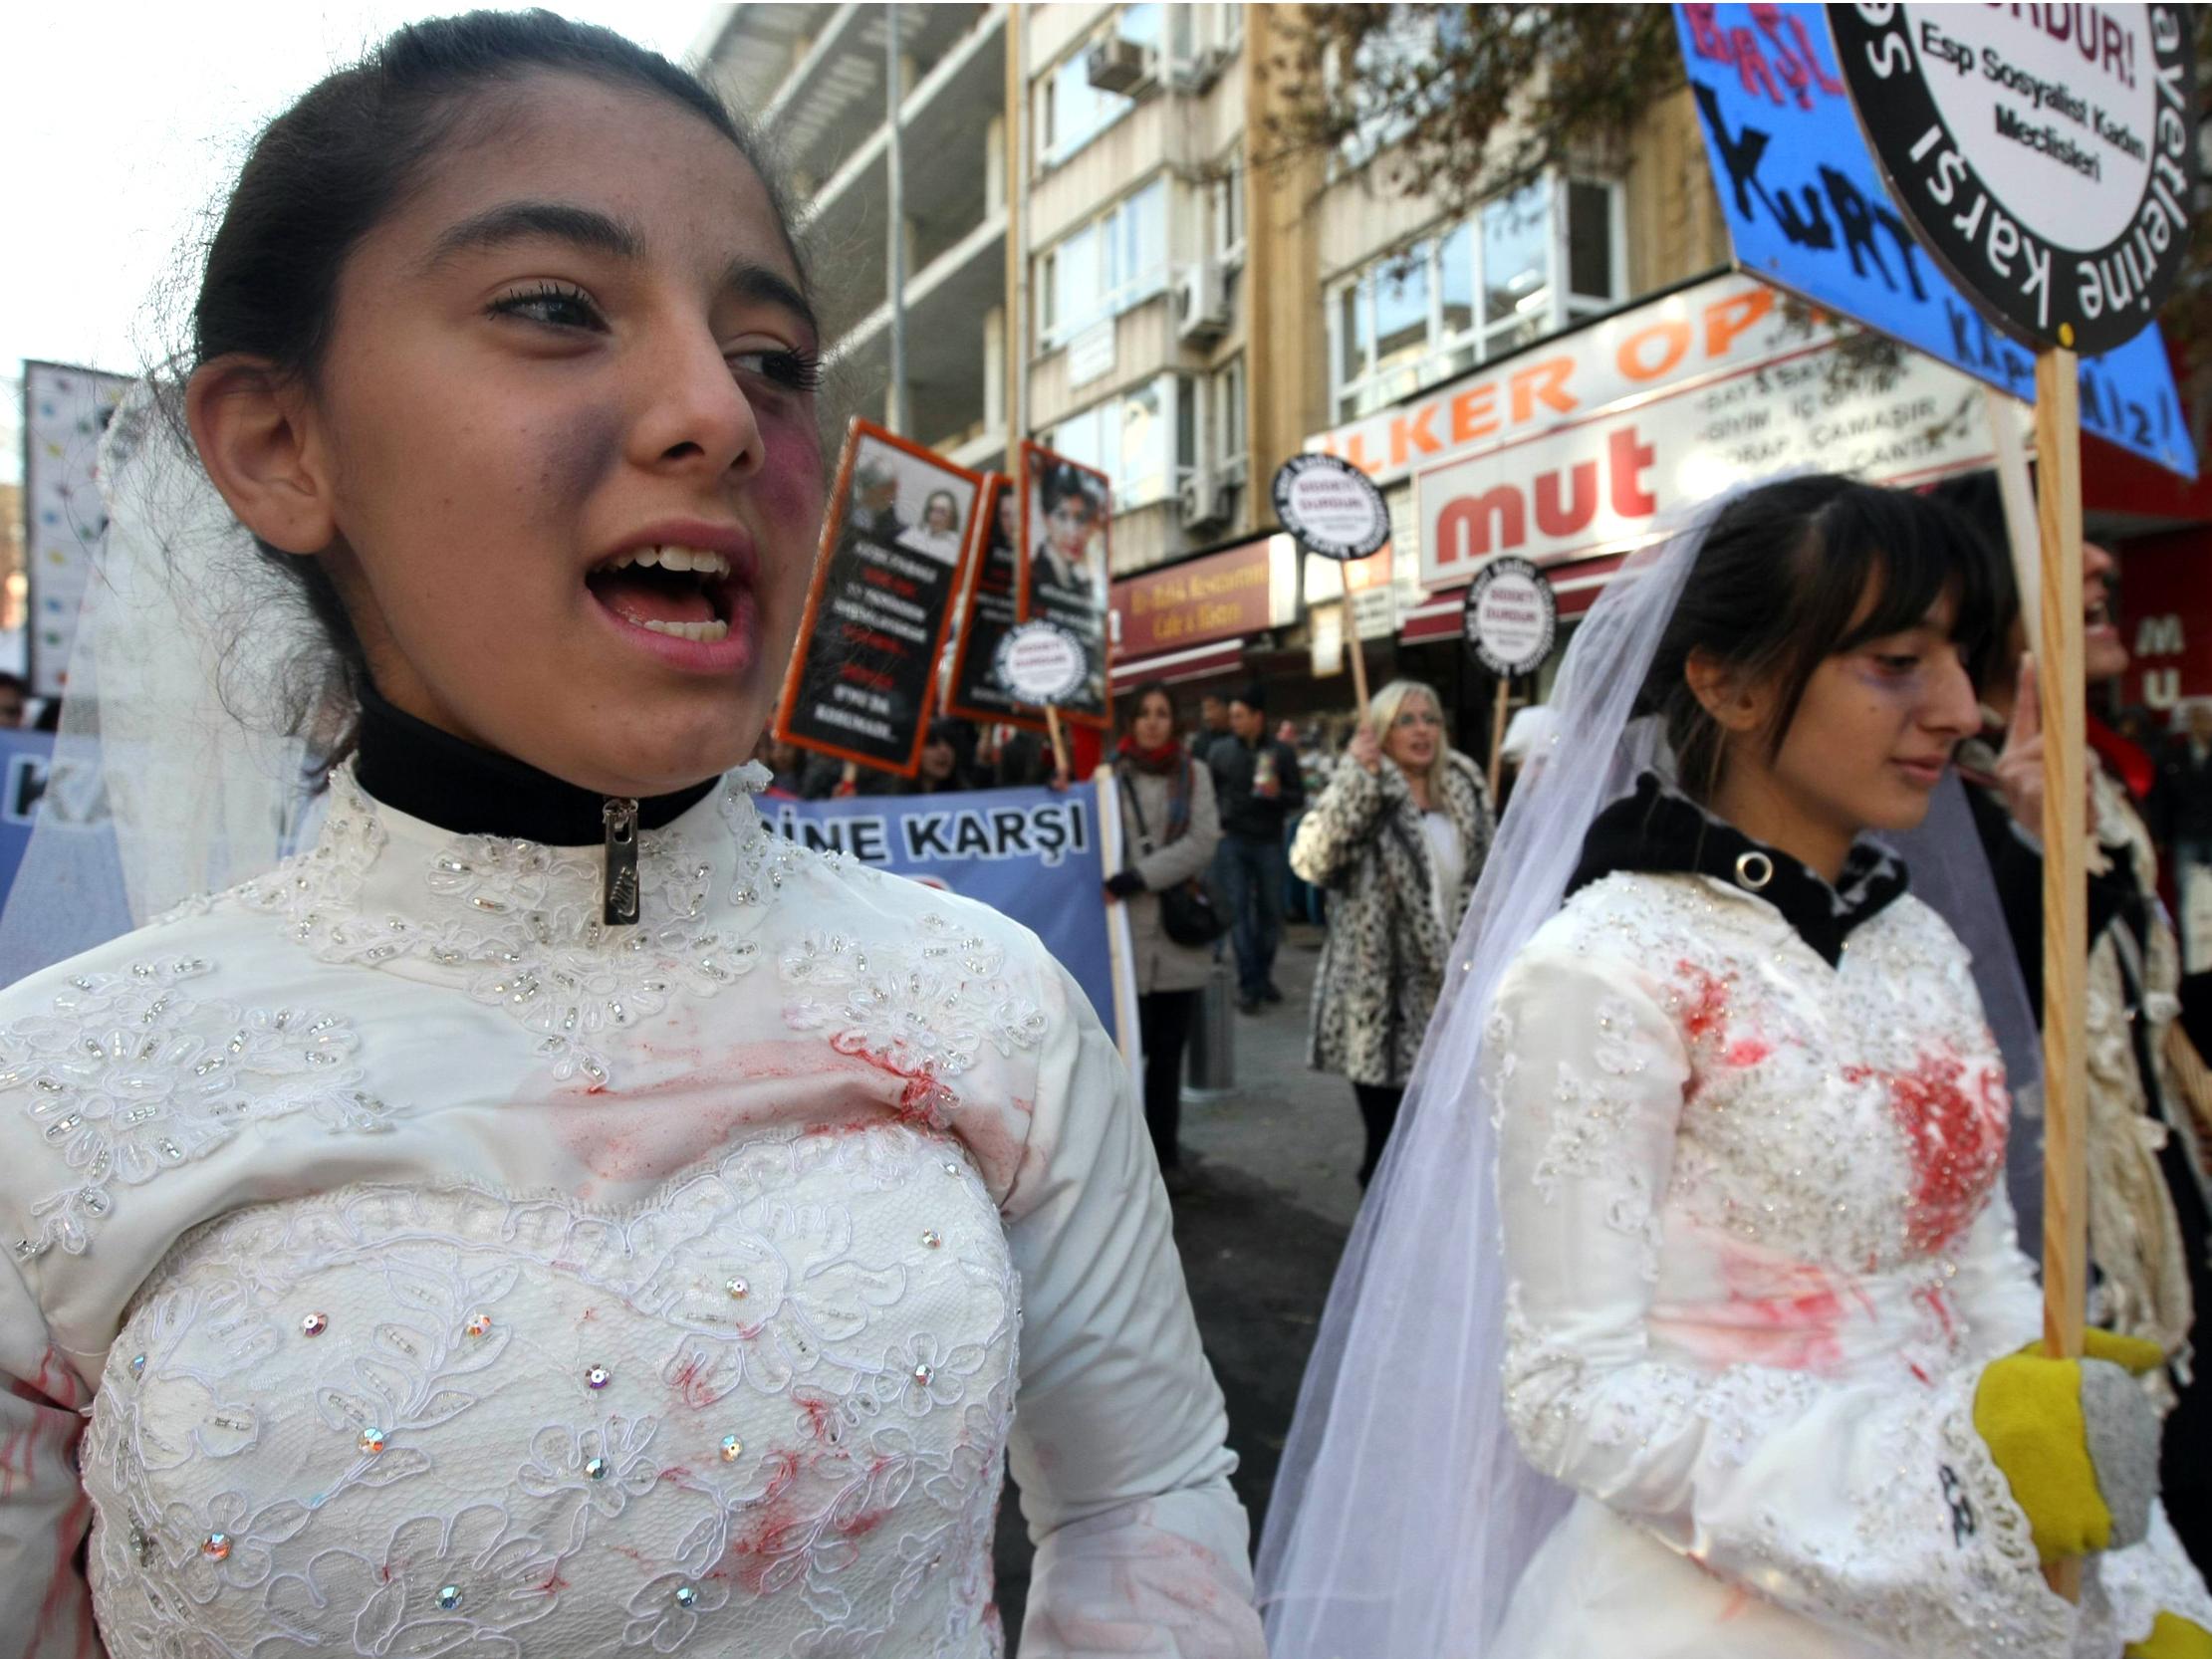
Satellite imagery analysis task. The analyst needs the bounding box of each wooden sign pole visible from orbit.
[1487,675,1511,800]
[1045,704,1071,779]
[2033,347,2088,1602]
[1347,625,1370,716]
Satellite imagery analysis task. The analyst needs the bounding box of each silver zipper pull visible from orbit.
[603,798,639,926]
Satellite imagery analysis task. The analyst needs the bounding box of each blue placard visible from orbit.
[1674,2,2196,478]
[0,729,63,898]
[760,782,1122,1046]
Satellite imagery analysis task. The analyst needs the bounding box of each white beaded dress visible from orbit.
[1486,780,2212,1658]
[0,760,1263,1658]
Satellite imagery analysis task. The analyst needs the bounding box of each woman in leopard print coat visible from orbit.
[1290,679,1492,1185]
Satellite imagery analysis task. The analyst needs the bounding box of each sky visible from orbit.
[2,1,716,485]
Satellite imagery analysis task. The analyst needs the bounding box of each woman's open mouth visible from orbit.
[588,545,736,639]
[585,541,760,673]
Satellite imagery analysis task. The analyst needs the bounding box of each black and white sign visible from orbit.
[995,621,1091,705]
[1272,453,1390,561]
[1463,557,1558,677]
[1017,440,1112,726]
[778,420,982,775]
[1829,3,2197,355]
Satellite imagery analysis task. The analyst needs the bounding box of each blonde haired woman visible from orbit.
[1291,679,1494,1185]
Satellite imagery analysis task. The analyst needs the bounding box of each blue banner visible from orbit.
[0,729,58,897]
[761,782,1125,1046]
[1673,2,2195,478]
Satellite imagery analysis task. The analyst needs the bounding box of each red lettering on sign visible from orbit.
[1450,382,1500,445]
[1430,421,1659,572]
[1435,487,1526,568]
[1508,356,1577,423]
[1535,461,1598,537]
[1390,403,1443,468]
[1704,287,1774,358]
[1609,426,1658,516]
[1619,320,1692,381]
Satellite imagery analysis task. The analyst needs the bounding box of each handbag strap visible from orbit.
[1116,762,1160,871]
[1119,760,1193,852]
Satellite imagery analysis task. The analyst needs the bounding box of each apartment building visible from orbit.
[698,4,1729,696]
[699,4,1013,471]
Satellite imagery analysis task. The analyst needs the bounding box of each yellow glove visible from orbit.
[2082,1329,2169,1376]
[1974,1350,2158,1561]
[2126,1612,2212,1659]
[2011,1331,2167,1374]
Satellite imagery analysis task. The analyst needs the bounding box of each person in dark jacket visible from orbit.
[1195,693,1234,768]
[1206,682,1305,1012]
[2158,699,2212,885]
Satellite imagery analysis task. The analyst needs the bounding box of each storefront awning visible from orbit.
[1109,637,1249,689]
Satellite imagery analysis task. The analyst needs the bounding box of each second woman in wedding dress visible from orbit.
[1259,475,2212,1659]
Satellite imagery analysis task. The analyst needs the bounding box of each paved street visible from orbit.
[994,923,1362,1644]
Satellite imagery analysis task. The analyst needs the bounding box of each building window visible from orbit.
[1039,8,1165,168]
[1334,10,1448,169]
[1036,177,1170,350]
[1567,178,1617,306]
[1043,373,1194,510]
[1326,174,1621,423]
[1118,3,1163,49]
[1210,144,1245,264]
[1213,356,1246,474]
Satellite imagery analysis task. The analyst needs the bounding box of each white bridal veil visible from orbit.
[0,378,319,983]
[1254,483,2043,1655]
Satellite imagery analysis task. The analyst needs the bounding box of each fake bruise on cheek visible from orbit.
[537,407,626,513]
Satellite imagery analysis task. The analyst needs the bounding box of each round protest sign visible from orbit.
[1828,3,2196,355]
[995,620,1089,704]
[1462,557,1558,677]
[1272,453,1390,561]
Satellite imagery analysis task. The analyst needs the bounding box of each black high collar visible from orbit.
[1567,773,1909,967]
[352,683,717,846]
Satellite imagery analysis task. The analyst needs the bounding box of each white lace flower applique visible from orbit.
[258,1505,560,1658]
[0,957,386,1258]
[780,913,1049,1125]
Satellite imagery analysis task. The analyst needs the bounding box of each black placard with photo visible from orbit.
[778,421,982,776]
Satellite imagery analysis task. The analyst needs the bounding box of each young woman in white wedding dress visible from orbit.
[1258,476,2212,1659]
[0,15,1262,1656]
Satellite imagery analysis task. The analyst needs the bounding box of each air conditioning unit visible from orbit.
[1167,46,1229,95]
[1174,261,1231,345]
[1178,469,1236,532]
[1087,37,1156,96]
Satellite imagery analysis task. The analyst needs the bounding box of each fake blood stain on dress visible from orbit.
[1843,1051,2007,1256]
[1672,962,1774,1100]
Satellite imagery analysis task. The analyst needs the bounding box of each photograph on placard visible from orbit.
[777,420,982,777]
[1015,440,1111,727]
[944,474,1042,730]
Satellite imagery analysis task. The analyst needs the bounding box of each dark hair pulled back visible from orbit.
[1122,680,1180,736]
[1640,474,2000,798]
[189,9,806,756]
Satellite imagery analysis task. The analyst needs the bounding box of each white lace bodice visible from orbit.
[0,770,1262,1657]
[1491,871,2212,1658]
